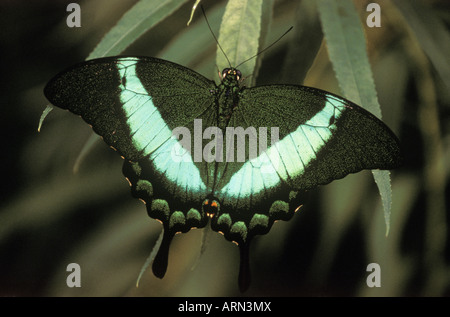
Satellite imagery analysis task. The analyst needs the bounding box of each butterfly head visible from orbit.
[221,68,242,86]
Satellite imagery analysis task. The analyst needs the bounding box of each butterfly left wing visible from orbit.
[45,56,219,278]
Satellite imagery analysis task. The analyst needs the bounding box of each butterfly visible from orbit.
[44,55,402,291]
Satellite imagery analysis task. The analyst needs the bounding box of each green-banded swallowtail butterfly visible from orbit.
[44,56,402,291]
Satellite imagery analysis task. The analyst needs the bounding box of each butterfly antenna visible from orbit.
[234,26,293,69]
[201,5,232,68]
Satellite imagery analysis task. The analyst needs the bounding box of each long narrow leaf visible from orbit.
[317,0,393,234]
[394,0,450,88]
[216,0,265,85]
[88,0,189,59]
[160,3,226,76]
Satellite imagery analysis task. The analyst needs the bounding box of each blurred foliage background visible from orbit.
[0,0,449,296]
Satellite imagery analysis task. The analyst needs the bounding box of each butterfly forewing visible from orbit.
[235,85,402,190]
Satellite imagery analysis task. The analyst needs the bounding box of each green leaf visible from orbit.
[37,104,53,132]
[87,0,189,59]
[372,169,393,235]
[280,0,322,84]
[136,230,163,287]
[317,0,393,234]
[394,0,450,88]
[160,3,226,77]
[216,0,270,85]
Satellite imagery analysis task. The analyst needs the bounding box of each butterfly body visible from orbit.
[45,56,402,291]
[216,68,242,128]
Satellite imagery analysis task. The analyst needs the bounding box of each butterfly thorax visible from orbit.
[216,68,243,129]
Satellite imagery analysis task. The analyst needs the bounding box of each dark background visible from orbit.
[0,0,449,296]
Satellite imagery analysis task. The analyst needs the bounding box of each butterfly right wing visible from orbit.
[210,84,402,246]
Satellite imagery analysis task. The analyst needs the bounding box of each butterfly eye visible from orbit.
[236,70,242,80]
[222,68,231,78]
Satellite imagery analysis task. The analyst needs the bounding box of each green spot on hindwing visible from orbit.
[129,161,142,177]
[249,213,269,231]
[150,199,170,222]
[136,179,153,196]
[217,213,232,228]
[169,211,186,230]
[269,200,290,220]
[230,221,248,242]
[186,208,202,222]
